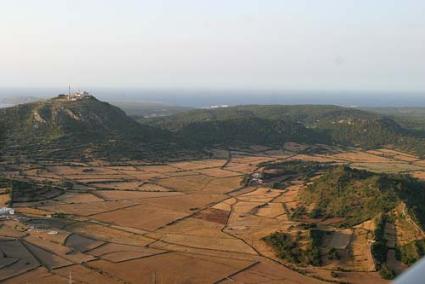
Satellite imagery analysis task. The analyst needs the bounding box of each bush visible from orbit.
[331,271,339,278]
[264,230,324,266]
[52,212,67,218]
[263,232,303,264]
[309,208,323,218]
[328,248,340,260]
[397,240,425,265]
[379,264,395,280]
[291,206,307,219]
[307,246,321,266]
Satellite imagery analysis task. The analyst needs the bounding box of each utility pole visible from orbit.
[68,84,71,100]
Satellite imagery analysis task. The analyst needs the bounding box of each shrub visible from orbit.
[291,206,307,219]
[264,230,325,266]
[328,248,340,260]
[379,264,395,280]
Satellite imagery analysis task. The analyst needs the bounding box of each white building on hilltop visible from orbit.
[68,91,91,101]
[57,90,92,101]
[56,86,92,101]
[0,207,15,215]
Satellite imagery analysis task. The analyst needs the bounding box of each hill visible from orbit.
[260,161,425,278]
[362,107,425,133]
[0,94,176,161]
[142,105,425,155]
[302,165,425,276]
[301,165,425,228]
[3,99,425,161]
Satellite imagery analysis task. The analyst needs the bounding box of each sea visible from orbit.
[1,87,424,108]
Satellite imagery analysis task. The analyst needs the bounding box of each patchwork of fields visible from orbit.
[1,145,424,283]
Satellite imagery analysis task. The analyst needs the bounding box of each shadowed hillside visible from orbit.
[3,99,425,161]
[142,105,425,155]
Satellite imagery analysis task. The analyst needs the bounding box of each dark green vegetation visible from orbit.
[262,161,425,278]
[0,177,68,205]
[372,215,388,265]
[263,232,301,263]
[0,177,11,206]
[397,239,425,265]
[371,215,396,279]
[172,117,322,147]
[263,229,324,266]
[3,97,425,161]
[308,229,324,266]
[379,264,396,280]
[363,107,425,132]
[290,206,308,220]
[143,105,425,156]
[0,95,186,161]
[8,179,64,204]
[249,160,335,189]
[260,160,331,176]
[302,166,425,228]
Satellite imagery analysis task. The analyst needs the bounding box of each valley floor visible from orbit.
[1,145,423,283]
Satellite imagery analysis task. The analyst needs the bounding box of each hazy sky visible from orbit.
[1,0,424,92]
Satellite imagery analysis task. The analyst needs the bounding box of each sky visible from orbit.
[0,0,424,93]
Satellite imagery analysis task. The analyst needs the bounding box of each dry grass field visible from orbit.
[2,146,425,283]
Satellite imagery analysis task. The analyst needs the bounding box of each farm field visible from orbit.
[1,146,424,283]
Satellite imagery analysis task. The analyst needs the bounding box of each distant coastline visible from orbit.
[1,87,424,108]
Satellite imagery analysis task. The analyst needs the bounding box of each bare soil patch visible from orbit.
[65,234,105,252]
[194,208,230,225]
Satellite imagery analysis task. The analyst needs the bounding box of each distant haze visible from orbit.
[1,0,424,94]
[1,87,425,108]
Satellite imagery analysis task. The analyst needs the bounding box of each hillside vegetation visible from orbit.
[302,166,425,228]
[143,105,425,156]
[0,95,176,160]
[362,107,425,132]
[3,97,425,161]
[262,162,425,278]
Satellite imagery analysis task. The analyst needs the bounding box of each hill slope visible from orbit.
[3,100,425,160]
[260,161,425,278]
[0,95,174,160]
[143,105,425,155]
[302,166,425,227]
